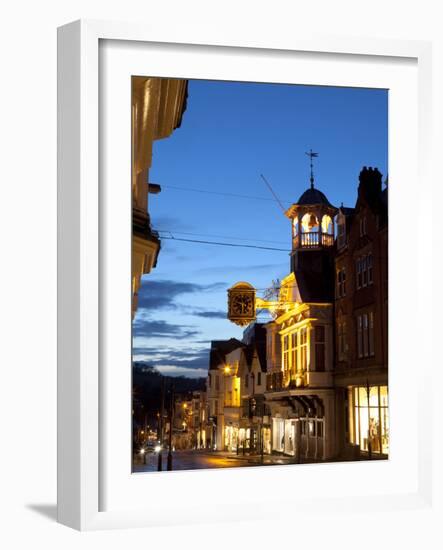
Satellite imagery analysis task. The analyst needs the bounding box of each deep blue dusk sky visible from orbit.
[133,79,388,377]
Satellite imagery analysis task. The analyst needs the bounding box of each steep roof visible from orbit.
[209,338,244,370]
[243,341,267,373]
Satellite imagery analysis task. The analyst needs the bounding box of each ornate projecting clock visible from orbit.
[227,279,296,327]
[227,282,256,326]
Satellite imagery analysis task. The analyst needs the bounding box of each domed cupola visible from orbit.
[285,150,338,252]
[297,186,333,207]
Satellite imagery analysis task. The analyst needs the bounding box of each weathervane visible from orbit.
[305,149,319,189]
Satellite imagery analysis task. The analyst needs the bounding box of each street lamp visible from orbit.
[140,447,146,465]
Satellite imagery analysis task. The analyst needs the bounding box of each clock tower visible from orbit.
[284,153,338,302]
[227,151,338,324]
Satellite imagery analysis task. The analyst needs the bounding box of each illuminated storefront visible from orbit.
[262,427,272,454]
[272,415,326,458]
[272,418,285,452]
[272,418,297,456]
[224,425,239,451]
[349,385,389,455]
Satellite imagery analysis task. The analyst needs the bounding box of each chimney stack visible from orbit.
[358,166,382,204]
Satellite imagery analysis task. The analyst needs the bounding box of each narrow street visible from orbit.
[133,449,301,473]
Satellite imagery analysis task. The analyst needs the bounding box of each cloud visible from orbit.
[132,318,200,339]
[136,279,227,310]
[153,365,208,378]
[134,346,209,362]
[150,215,194,233]
[132,346,210,377]
[132,346,209,360]
[191,310,226,319]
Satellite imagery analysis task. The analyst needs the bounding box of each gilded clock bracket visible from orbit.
[227,282,296,327]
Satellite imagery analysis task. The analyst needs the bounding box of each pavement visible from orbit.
[133,449,307,473]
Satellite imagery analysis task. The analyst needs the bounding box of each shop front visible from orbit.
[262,425,272,454]
[224,424,239,451]
[272,417,298,456]
[272,415,325,459]
[349,385,389,456]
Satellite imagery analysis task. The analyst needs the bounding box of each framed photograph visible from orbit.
[58,20,434,531]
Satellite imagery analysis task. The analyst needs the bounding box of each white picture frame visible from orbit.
[58,19,436,532]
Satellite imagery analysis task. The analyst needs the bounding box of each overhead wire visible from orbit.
[158,183,292,205]
[156,229,288,246]
[161,235,290,252]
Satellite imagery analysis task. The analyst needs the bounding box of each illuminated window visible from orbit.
[315,325,325,371]
[350,385,389,455]
[301,212,319,232]
[291,332,297,378]
[272,418,285,452]
[321,214,333,234]
[300,213,320,247]
[282,334,289,372]
[300,327,308,372]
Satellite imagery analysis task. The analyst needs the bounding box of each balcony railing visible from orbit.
[266,371,308,391]
[295,232,334,249]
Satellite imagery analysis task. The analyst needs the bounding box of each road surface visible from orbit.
[133,449,297,472]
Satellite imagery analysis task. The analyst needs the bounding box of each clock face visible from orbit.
[232,293,253,316]
[227,283,256,326]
